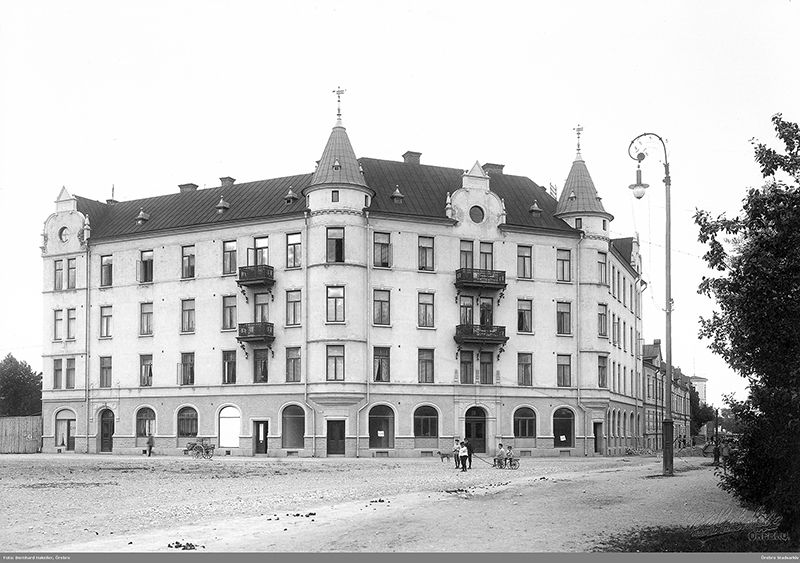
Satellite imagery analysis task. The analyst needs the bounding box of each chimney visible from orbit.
[402,151,421,165]
[106,199,119,205]
[482,163,505,176]
[179,183,198,193]
[220,177,236,189]
[654,338,661,346]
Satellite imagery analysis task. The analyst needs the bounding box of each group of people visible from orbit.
[451,439,515,471]
[452,439,473,471]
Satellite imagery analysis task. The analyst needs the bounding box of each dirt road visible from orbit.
[0,453,761,552]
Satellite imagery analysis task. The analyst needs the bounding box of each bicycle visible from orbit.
[494,457,520,470]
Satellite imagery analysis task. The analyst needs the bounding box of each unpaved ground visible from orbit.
[0,453,761,552]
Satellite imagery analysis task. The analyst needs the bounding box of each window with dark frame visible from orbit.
[418,236,434,271]
[67,258,76,289]
[53,358,62,389]
[180,352,195,385]
[518,353,532,386]
[181,299,195,333]
[414,406,438,438]
[557,355,571,387]
[286,347,301,382]
[418,349,434,383]
[254,236,269,266]
[598,252,607,285]
[479,352,493,384]
[222,296,237,330]
[517,299,532,332]
[222,350,236,384]
[223,241,237,274]
[556,302,571,335]
[139,250,154,283]
[100,306,112,338]
[460,351,473,384]
[517,245,532,279]
[373,232,390,267]
[459,240,473,269]
[254,349,269,383]
[140,355,153,387]
[373,290,390,325]
[326,228,344,263]
[286,233,301,268]
[54,260,63,290]
[556,249,571,282]
[326,345,344,381]
[514,408,536,438]
[140,302,153,335]
[53,309,63,340]
[459,296,473,325]
[177,407,198,438]
[66,309,76,340]
[100,356,112,388]
[136,408,155,437]
[254,293,269,323]
[181,245,195,279]
[418,293,434,327]
[373,347,390,382]
[286,290,301,326]
[100,255,113,286]
[598,356,608,388]
[479,242,493,270]
[479,297,493,326]
[326,286,345,322]
[598,304,608,336]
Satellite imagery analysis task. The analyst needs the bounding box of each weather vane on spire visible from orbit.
[333,87,346,119]
[573,124,583,152]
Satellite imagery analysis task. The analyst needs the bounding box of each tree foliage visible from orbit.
[0,354,42,417]
[694,113,800,548]
[689,388,715,436]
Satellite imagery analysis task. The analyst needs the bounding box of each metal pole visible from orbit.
[663,158,674,476]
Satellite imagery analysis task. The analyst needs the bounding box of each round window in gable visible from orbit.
[58,227,70,242]
[469,206,485,223]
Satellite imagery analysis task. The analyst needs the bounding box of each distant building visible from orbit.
[40,113,646,457]
[642,339,695,449]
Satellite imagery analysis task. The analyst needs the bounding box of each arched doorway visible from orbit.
[282,405,305,449]
[465,407,486,453]
[553,408,574,448]
[99,410,114,452]
[369,405,395,449]
[55,410,76,451]
[218,406,240,448]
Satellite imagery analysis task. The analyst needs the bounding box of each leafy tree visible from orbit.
[689,388,715,437]
[695,113,800,548]
[0,354,42,417]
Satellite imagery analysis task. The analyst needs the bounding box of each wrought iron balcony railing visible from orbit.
[454,268,506,290]
[454,323,508,345]
[237,321,275,343]
[236,264,275,287]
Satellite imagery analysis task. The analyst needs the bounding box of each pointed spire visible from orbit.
[555,134,613,220]
[308,114,367,189]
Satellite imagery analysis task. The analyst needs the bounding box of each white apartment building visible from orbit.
[40,114,645,457]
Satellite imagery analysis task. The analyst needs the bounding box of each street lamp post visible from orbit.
[628,132,674,476]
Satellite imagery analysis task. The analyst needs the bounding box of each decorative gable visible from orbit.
[461,161,490,191]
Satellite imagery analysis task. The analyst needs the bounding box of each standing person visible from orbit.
[465,439,474,469]
[453,438,461,469]
[721,440,731,474]
[146,434,155,457]
[459,442,469,472]
[506,445,514,463]
[494,443,506,467]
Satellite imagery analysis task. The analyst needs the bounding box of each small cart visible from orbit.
[185,439,215,459]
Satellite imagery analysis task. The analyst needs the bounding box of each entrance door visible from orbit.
[254,421,268,454]
[594,422,603,454]
[465,407,486,453]
[327,420,345,455]
[100,410,114,453]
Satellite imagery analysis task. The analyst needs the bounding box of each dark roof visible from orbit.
[76,161,574,240]
[309,120,368,189]
[611,237,634,262]
[555,153,612,219]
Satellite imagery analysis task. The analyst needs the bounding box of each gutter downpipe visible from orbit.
[84,227,92,454]
[575,232,590,457]
[355,209,371,458]
[301,211,317,457]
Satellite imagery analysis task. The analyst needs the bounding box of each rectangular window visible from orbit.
[286,233,301,268]
[54,260,63,290]
[479,352,493,384]
[373,232,391,267]
[222,351,236,384]
[418,293,434,327]
[66,308,77,340]
[418,349,434,383]
[180,352,194,385]
[623,280,627,308]
[139,250,154,283]
[557,355,572,387]
[612,265,617,297]
[181,299,195,333]
[623,321,627,351]
[518,353,533,386]
[459,240,473,269]
[331,190,339,202]
[598,252,607,285]
[517,299,532,332]
[66,358,75,389]
[100,306,112,338]
[140,302,153,335]
[479,242,493,270]
[373,290,390,325]
[100,356,112,388]
[517,245,532,279]
[479,297,493,326]
[67,258,76,289]
[253,236,269,266]
[613,315,620,346]
[286,290,301,326]
[181,246,195,279]
[100,255,113,286]
[575,218,582,230]
[326,345,345,381]
[140,355,153,387]
[418,236,434,271]
[459,296,473,325]
[222,296,237,330]
[254,293,269,323]
[222,241,237,274]
[254,349,269,383]
[460,351,473,384]
[373,347,390,382]
[53,358,62,389]
[598,304,608,336]
[556,249,571,282]
[556,302,571,335]
[326,286,345,322]
[598,356,608,388]
[326,227,344,263]
[286,347,301,382]
[53,309,63,340]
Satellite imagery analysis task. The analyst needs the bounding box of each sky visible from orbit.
[1,1,797,409]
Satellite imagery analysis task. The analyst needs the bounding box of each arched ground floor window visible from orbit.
[369,405,394,449]
[553,408,574,448]
[282,405,305,449]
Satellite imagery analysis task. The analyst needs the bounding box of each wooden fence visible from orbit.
[0,416,43,453]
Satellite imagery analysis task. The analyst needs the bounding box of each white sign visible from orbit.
[377,430,384,437]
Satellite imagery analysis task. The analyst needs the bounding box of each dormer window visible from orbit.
[333,159,341,171]
[332,190,339,202]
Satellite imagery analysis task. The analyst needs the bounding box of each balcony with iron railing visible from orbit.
[454,268,507,290]
[454,323,509,346]
[236,264,275,287]
[237,321,275,343]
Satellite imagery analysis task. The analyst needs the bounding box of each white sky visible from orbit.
[1,1,797,409]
